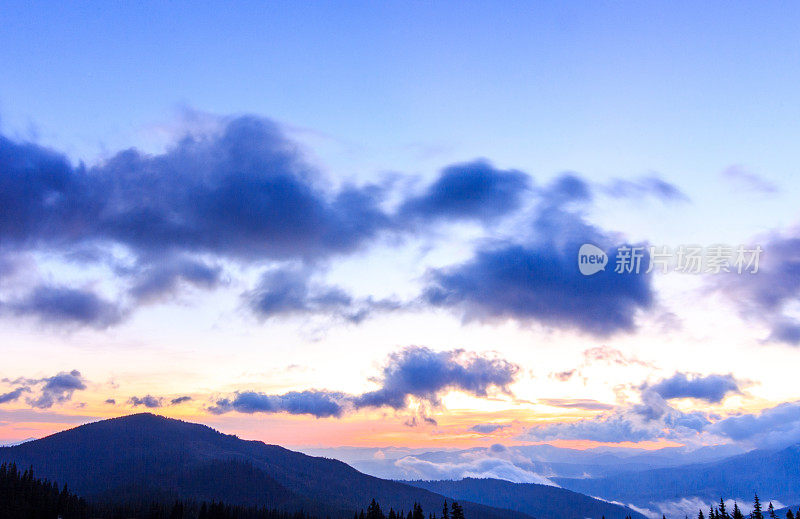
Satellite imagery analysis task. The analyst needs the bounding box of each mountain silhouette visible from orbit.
[0,413,532,519]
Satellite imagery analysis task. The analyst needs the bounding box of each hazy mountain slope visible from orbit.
[404,478,648,519]
[555,444,800,508]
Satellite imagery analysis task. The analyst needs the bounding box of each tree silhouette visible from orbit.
[753,494,764,519]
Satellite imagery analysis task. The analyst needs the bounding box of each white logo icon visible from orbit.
[578,244,608,276]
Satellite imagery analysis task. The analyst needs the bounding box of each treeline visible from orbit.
[0,462,89,519]
[1,462,312,519]
[89,501,314,519]
[1,463,464,519]
[353,498,466,519]
[691,494,795,519]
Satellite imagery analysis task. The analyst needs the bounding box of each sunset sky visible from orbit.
[2,2,800,456]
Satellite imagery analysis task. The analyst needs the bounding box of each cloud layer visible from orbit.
[0,118,663,336]
[210,346,518,419]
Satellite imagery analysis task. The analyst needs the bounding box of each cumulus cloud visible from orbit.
[0,117,393,327]
[522,388,800,449]
[423,174,654,336]
[129,395,163,408]
[398,160,531,223]
[1,114,683,334]
[353,346,518,410]
[0,117,392,262]
[0,117,546,330]
[391,444,555,485]
[709,401,800,448]
[4,285,124,328]
[0,387,29,405]
[520,381,714,443]
[4,370,89,409]
[646,373,741,403]
[394,454,555,484]
[209,390,347,418]
[0,117,677,335]
[209,346,519,419]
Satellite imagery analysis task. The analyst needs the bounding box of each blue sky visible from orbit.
[2,2,800,452]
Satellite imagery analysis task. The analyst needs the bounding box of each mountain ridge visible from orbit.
[0,413,531,519]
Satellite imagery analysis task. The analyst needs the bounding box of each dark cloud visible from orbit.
[210,346,518,419]
[714,233,800,344]
[129,395,163,408]
[23,370,87,409]
[353,346,518,409]
[245,265,403,323]
[246,267,352,318]
[647,373,741,403]
[398,160,531,223]
[541,173,593,203]
[0,117,394,327]
[469,423,509,434]
[6,285,124,328]
[605,175,689,202]
[424,243,652,336]
[170,396,192,405]
[422,174,654,336]
[0,135,77,246]
[129,258,223,302]
[209,390,347,418]
[0,116,396,263]
[104,398,116,405]
[0,117,670,333]
[0,387,29,405]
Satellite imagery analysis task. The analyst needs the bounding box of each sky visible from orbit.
[2,1,800,460]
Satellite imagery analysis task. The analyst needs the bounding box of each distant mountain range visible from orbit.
[404,478,648,519]
[555,444,800,512]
